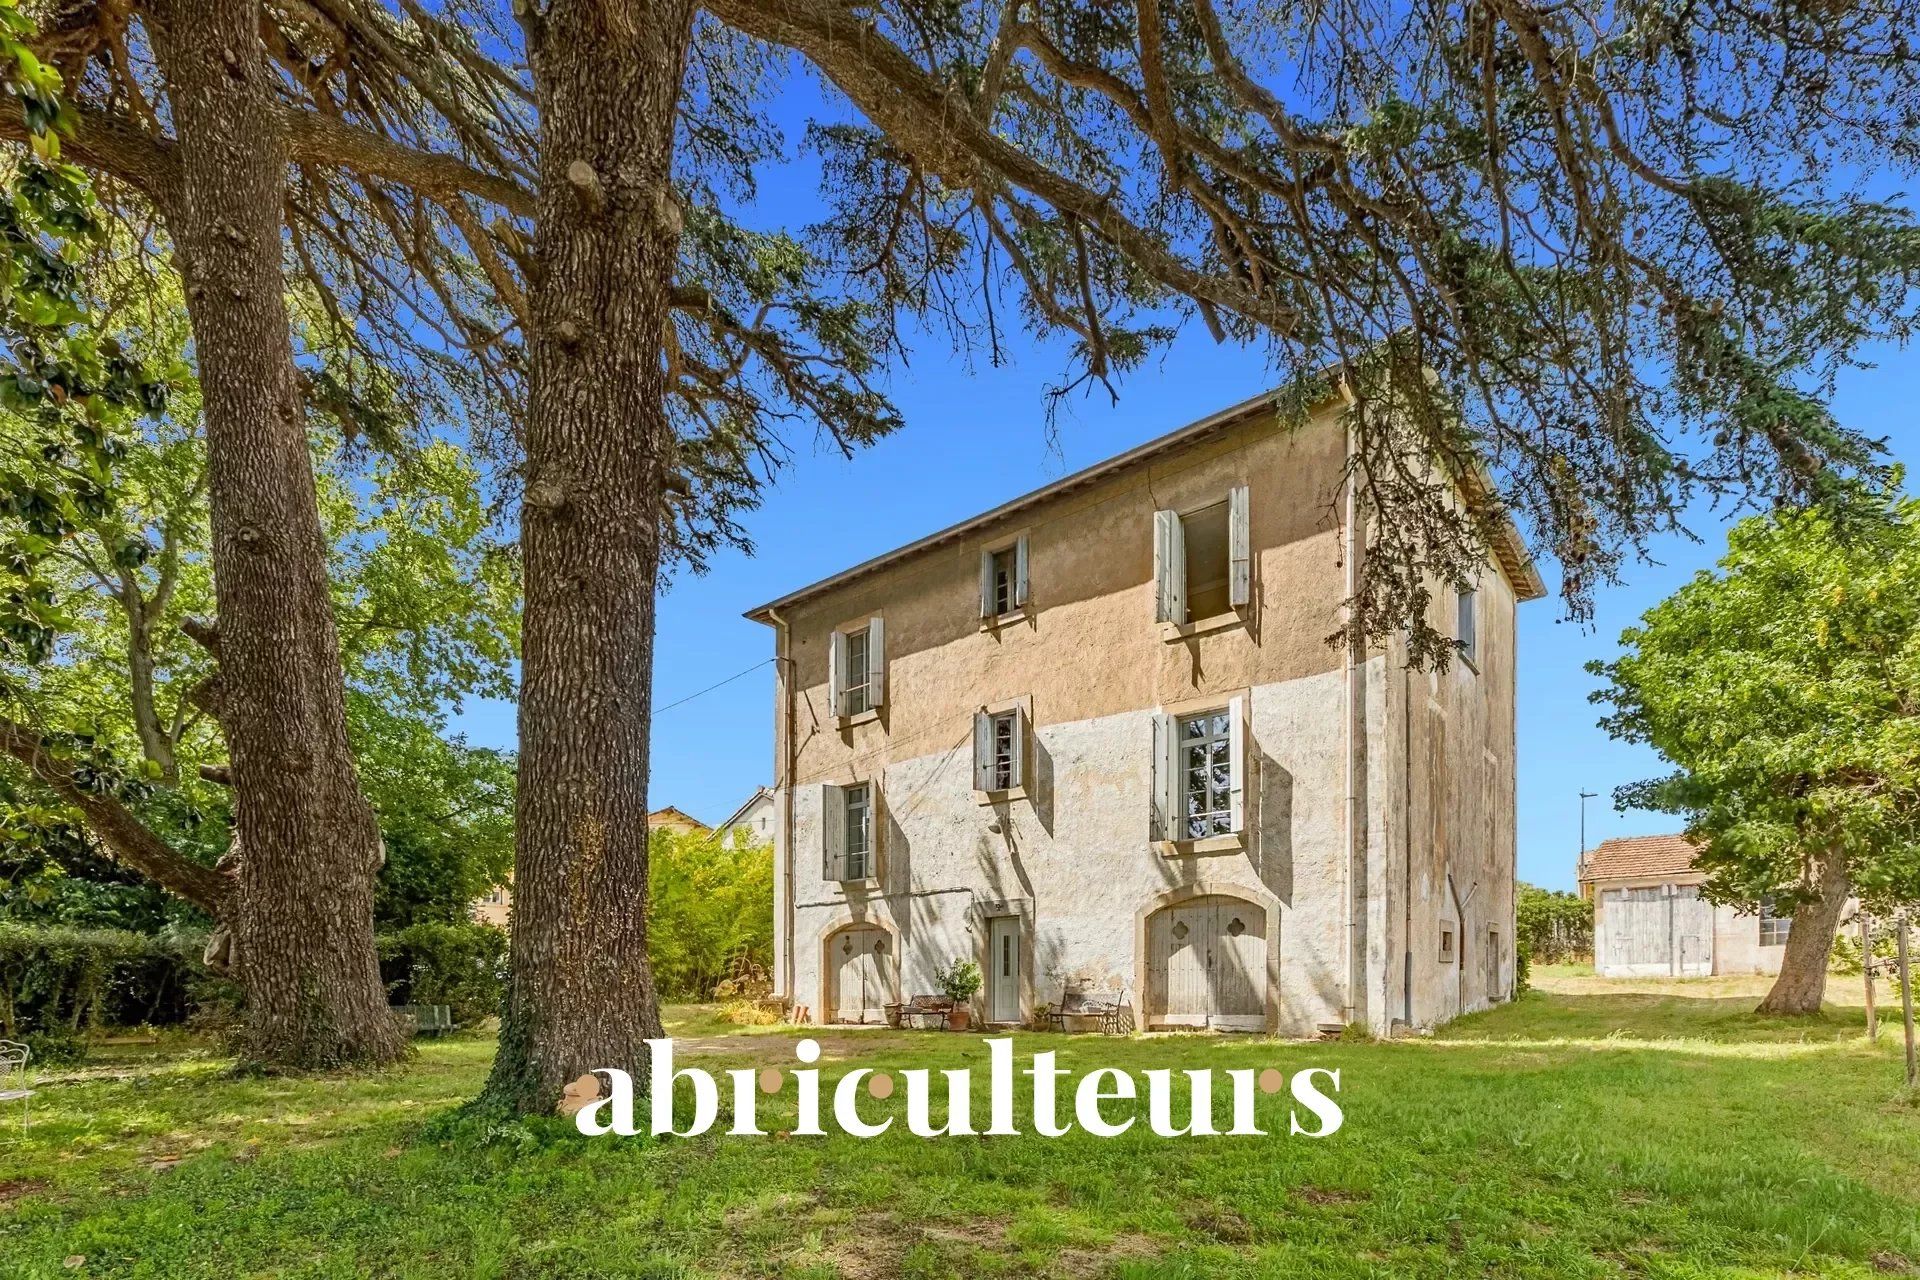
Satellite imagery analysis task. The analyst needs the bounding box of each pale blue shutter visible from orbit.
[866,616,886,708]
[1228,485,1251,608]
[1228,694,1247,834]
[1153,510,1185,624]
[1014,535,1031,608]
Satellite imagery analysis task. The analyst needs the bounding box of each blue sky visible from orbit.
[447,70,1918,893]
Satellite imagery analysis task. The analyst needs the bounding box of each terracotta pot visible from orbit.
[947,1007,971,1031]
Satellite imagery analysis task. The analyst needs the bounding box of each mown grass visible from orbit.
[1,975,1916,1278]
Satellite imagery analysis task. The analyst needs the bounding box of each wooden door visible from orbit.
[829,925,892,1023]
[988,916,1021,1024]
[1147,896,1266,1029]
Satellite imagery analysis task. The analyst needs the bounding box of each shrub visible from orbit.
[1517,883,1592,963]
[937,958,982,1004]
[1515,937,1532,996]
[648,829,774,1000]
[0,923,217,1049]
[377,921,508,1027]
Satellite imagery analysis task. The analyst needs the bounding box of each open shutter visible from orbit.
[1228,485,1251,608]
[821,783,846,880]
[1153,510,1186,624]
[1011,705,1029,789]
[973,710,993,791]
[828,630,848,717]
[1227,694,1248,834]
[866,616,886,708]
[1013,535,1031,608]
[1150,711,1176,839]
[979,550,995,618]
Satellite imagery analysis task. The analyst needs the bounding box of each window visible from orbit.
[843,628,871,716]
[1759,898,1792,947]
[823,780,876,881]
[1153,486,1250,625]
[1152,696,1246,843]
[828,617,885,717]
[1439,923,1456,964]
[1457,585,1478,667]
[843,784,872,880]
[979,536,1030,618]
[972,705,1027,794]
[1177,710,1234,838]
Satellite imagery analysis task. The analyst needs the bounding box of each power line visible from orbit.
[655,657,774,714]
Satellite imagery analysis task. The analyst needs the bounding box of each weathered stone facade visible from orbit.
[749,393,1542,1035]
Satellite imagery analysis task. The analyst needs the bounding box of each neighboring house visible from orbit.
[718,787,776,849]
[747,390,1544,1034]
[470,806,714,926]
[1579,834,1800,977]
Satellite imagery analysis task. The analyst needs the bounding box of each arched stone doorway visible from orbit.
[1144,893,1269,1030]
[823,921,896,1024]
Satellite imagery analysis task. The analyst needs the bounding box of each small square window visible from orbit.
[1759,898,1792,947]
[1439,925,1455,964]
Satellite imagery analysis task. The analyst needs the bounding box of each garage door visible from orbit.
[1600,886,1713,977]
[1146,895,1267,1030]
[828,924,894,1023]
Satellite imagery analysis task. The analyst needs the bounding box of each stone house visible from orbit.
[746,390,1544,1035]
[1579,834,1798,977]
[717,787,776,849]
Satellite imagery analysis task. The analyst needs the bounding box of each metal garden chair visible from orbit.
[0,1039,32,1139]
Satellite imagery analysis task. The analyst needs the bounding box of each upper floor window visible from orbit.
[1759,898,1792,947]
[1151,695,1246,845]
[972,704,1029,794]
[822,780,876,881]
[828,617,886,718]
[1457,584,1479,668]
[1154,485,1249,625]
[979,535,1030,619]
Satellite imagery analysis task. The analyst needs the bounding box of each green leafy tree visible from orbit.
[645,827,773,1001]
[1591,495,1920,1014]
[1516,883,1592,964]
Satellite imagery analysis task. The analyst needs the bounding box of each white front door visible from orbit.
[988,917,1021,1024]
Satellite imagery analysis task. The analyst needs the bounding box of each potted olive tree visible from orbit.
[937,958,982,1031]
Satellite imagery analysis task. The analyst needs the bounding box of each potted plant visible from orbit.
[937,958,982,1030]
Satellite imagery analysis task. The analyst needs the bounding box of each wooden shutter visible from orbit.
[1228,485,1251,608]
[1013,535,1031,608]
[1153,509,1185,624]
[1150,710,1176,839]
[866,616,886,708]
[1011,704,1028,790]
[979,550,995,618]
[973,710,993,791]
[821,782,845,880]
[828,630,847,718]
[1227,694,1248,834]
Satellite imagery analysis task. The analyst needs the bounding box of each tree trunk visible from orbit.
[479,0,694,1114]
[1755,848,1849,1016]
[149,0,405,1069]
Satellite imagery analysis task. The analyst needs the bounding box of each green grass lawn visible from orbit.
[2,976,1916,1279]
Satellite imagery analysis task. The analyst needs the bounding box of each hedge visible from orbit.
[0,919,507,1057]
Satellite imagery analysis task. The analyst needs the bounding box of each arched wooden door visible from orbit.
[1146,895,1266,1030]
[826,924,895,1024]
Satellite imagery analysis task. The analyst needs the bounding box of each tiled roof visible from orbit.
[1579,834,1700,884]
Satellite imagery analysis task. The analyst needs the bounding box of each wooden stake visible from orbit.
[1863,914,1878,1041]
[1899,915,1917,1093]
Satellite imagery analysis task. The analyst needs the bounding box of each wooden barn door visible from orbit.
[828,925,892,1023]
[1147,895,1266,1030]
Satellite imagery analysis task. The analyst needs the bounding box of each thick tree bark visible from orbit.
[1755,848,1850,1016]
[149,0,405,1069]
[479,0,694,1114]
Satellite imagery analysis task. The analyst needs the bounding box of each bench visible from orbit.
[889,994,954,1030]
[1046,987,1132,1035]
[395,1004,454,1037]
